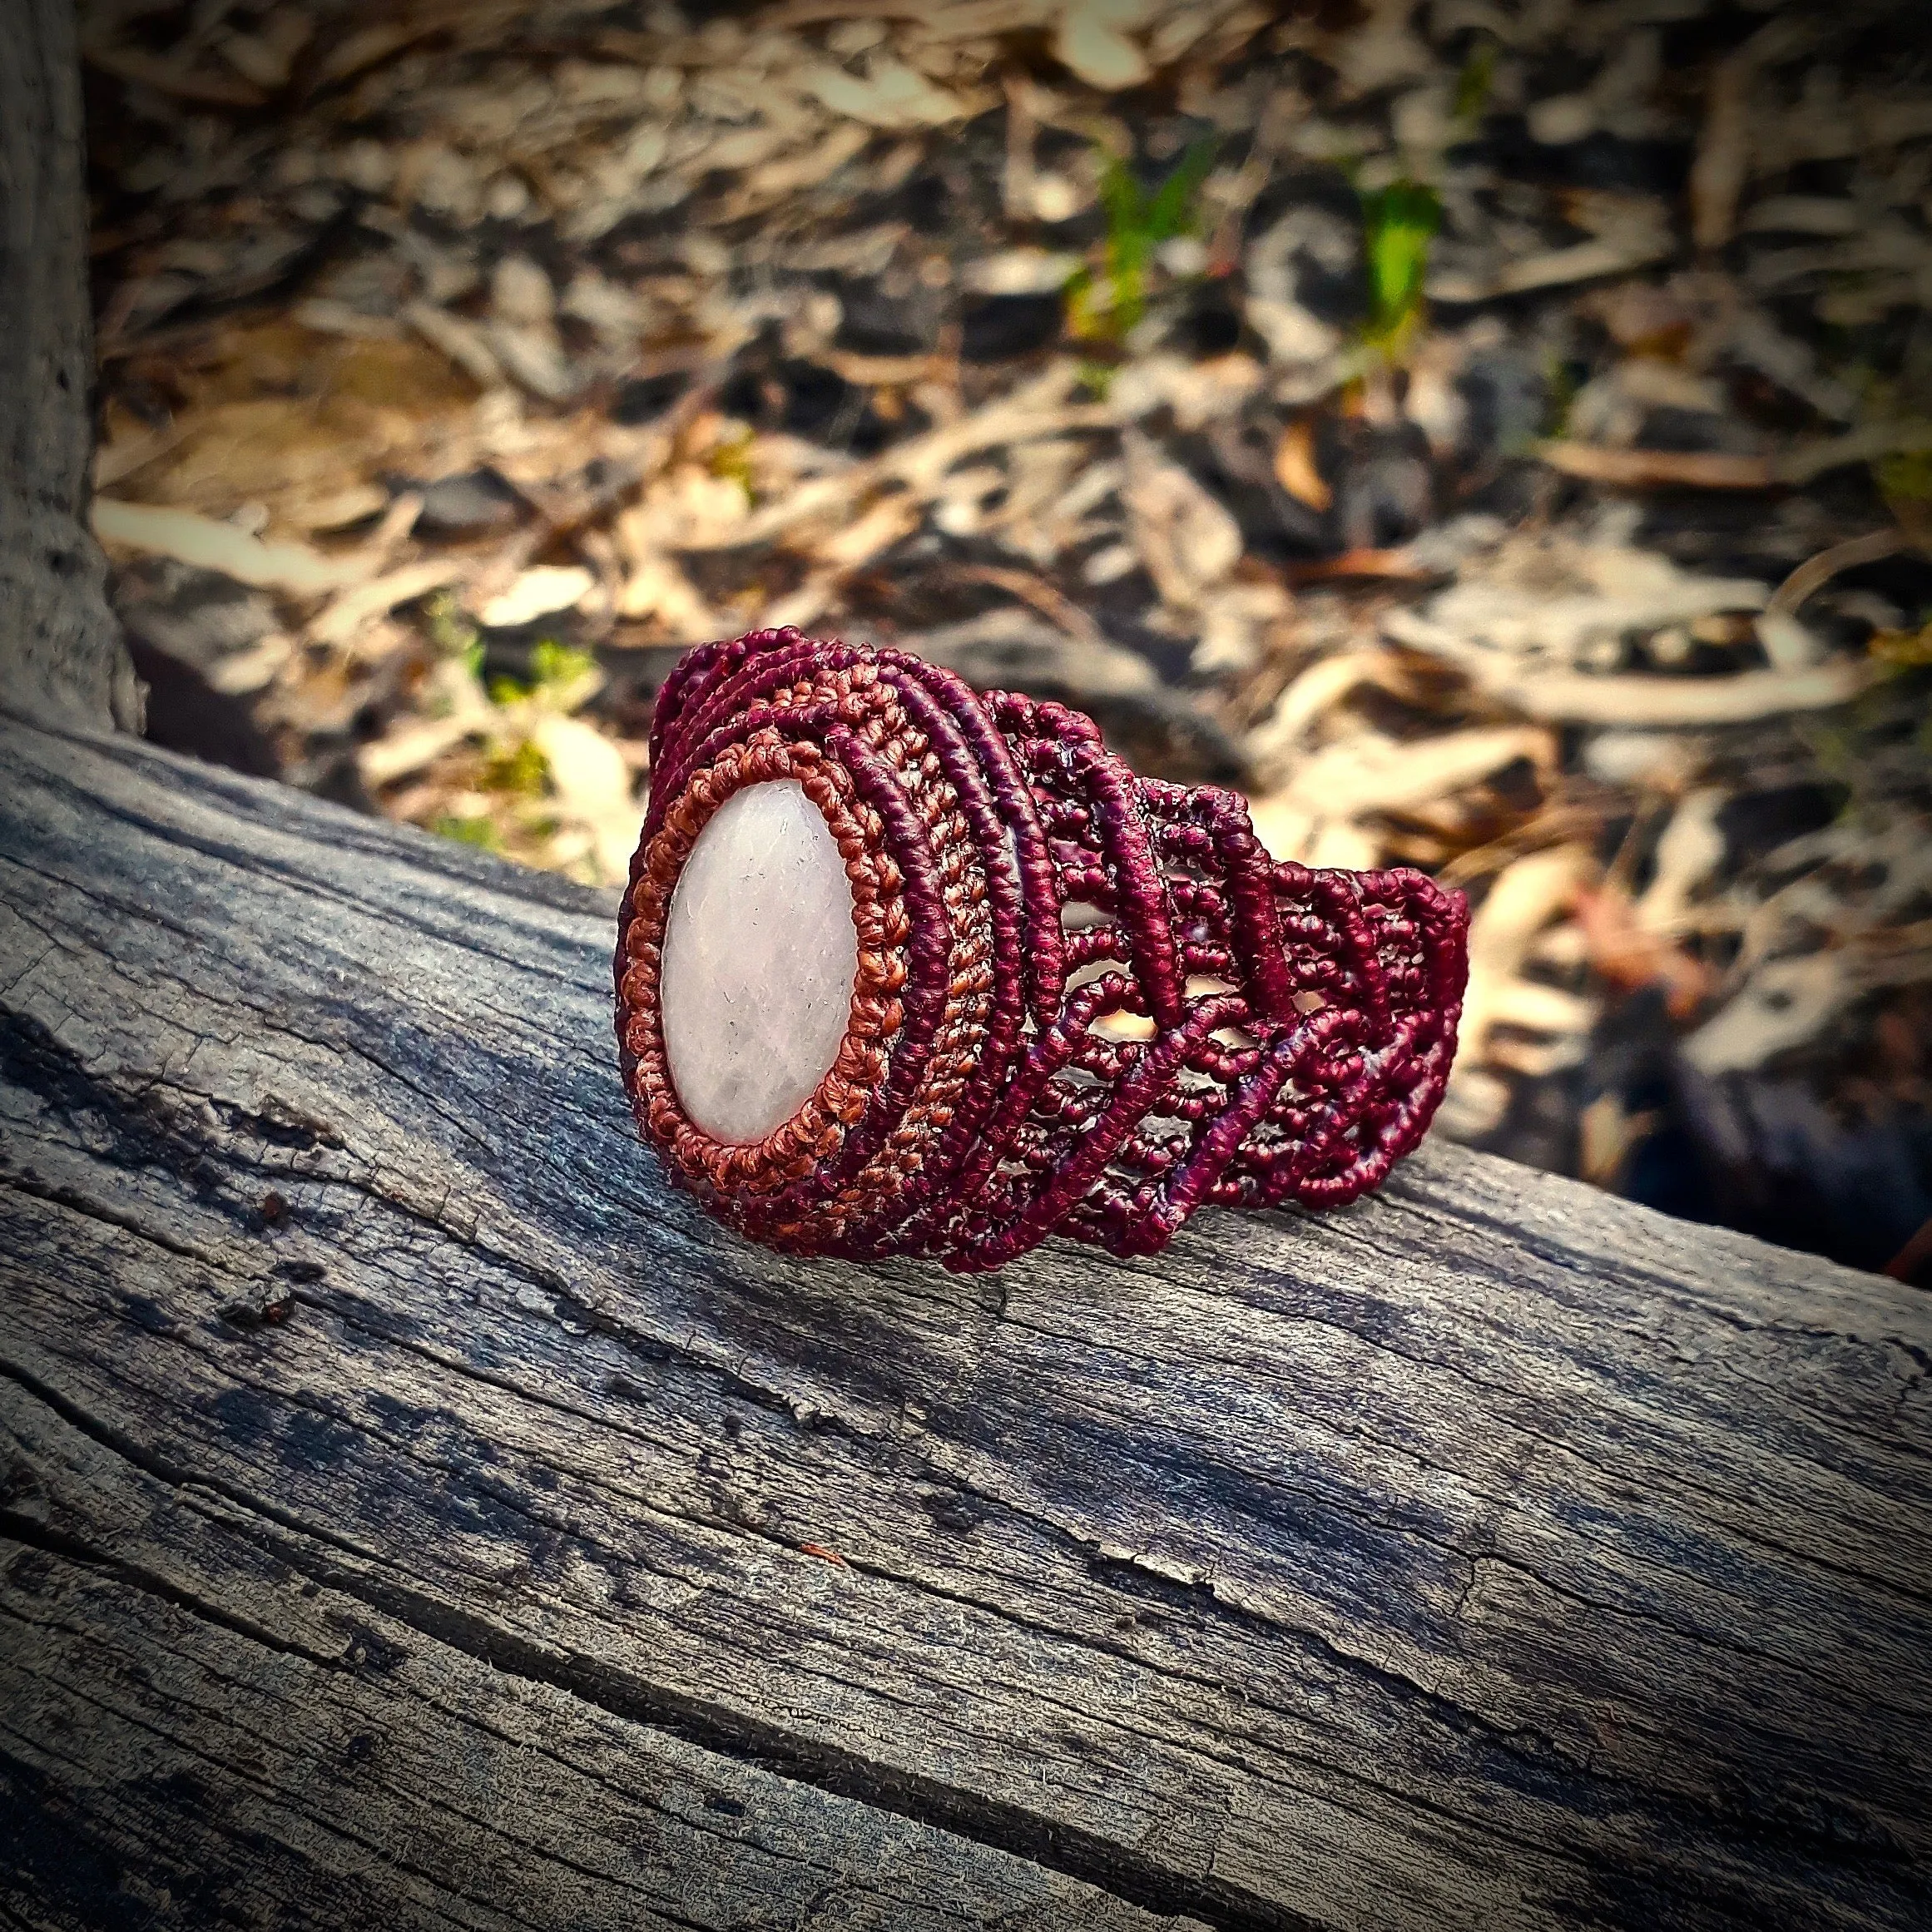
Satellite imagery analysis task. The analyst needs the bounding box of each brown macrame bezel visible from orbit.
[619,737,902,1200]
[617,664,1003,1250]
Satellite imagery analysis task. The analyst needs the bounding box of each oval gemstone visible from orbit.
[660,779,859,1144]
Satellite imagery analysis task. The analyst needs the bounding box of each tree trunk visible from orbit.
[1,0,137,731]
[2,712,1928,1932]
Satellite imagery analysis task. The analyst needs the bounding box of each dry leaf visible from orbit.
[1122,430,1242,608]
[491,256,556,326]
[1637,788,1728,934]
[312,561,467,653]
[1768,529,1915,615]
[1194,580,1291,676]
[1690,49,1753,252]
[1776,421,1932,488]
[1110,352,1265,430]
[1272,417,1332,511]
[1325,0,1431,97]
[1682,951,1850,1076]
[1246,796,1380,871]
[92,500,354,595]
[476,567,593,631]
[299,485,391,533]
[1430,235,1674,302]
[802,57,978,128]
[962,249,1083,295]
[721,124,873,220]
[619,468,751,552]
[528,714,640,884]
[1053,2,1152,92]
[1573,884,1712,1018]
[359,661,493,789]
[1477,660,1868,726]
[1537,443,1774,490]
[1388,529,1771,670]
[83,40,266,106]
[1246,650,1414,781]
[1275,725,1553,821]
[812,492,923,569]
[1392,596,1876,724]
[614,547,718,640]
[1755,611,1825,671]
[405,301,503,389]
[487,322,574,402]
[92,421,193,493]
[1454,845,1600,1082]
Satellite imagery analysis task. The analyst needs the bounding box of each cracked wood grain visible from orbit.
[0,1393,1198,1932]
[0,2,136,733]
[1,710,1930,1932]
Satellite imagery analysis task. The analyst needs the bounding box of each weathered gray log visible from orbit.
[0,1,137,734]
[2,707,1929,1932]
[2,1409,1183,1932]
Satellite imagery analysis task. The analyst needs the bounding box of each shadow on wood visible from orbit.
[2,710,1929,1932]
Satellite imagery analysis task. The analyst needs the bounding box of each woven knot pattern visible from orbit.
[617,629,1469,1271]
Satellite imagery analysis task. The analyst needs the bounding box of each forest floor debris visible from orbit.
[82,0,1932,1276]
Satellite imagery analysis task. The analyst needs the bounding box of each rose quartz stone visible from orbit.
[660,778,858,1144]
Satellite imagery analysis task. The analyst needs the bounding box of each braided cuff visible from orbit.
[616,628,1469,1272]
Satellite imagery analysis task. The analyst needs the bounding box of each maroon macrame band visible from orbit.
[615,627,1470,1271]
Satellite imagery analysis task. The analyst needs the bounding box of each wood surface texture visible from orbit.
[0,1,136,734]
[2,711,1930,1932]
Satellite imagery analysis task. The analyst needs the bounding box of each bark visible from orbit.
[0,0,137,731]
[2,711,1928,1932]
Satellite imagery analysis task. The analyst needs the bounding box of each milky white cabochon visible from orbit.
[660,778,859,1144]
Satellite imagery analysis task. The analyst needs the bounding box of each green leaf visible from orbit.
[1453,39,1497,124]
[483,739,550,797]
[1076,358,1117,399]
[424,590,483,677]
[531,639,596,693]
[708,425,756,504]
[1070,139,1217,348]
[1098,156,1147,237]
[1358,177,1442,351]
[1146,137,1216,245]
[433,814,502,850]
[1543,350,1581,440]
[1877,448,1932,505]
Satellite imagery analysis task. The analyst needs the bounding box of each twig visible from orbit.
[1540,424,1932,493]
[1769,529,1917,616]
[1003,72,1037,224]
[1385,609,1875,725]
[1689,47,1753,254]
[952,563,1109,651]
[470,358,734,604]
[1282,547,1445,586]
[1537,443,1776,490]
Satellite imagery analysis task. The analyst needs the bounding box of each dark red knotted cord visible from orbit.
[616,628,1469,1271]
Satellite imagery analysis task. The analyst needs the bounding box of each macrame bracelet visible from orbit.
[615,627,1469,1272]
